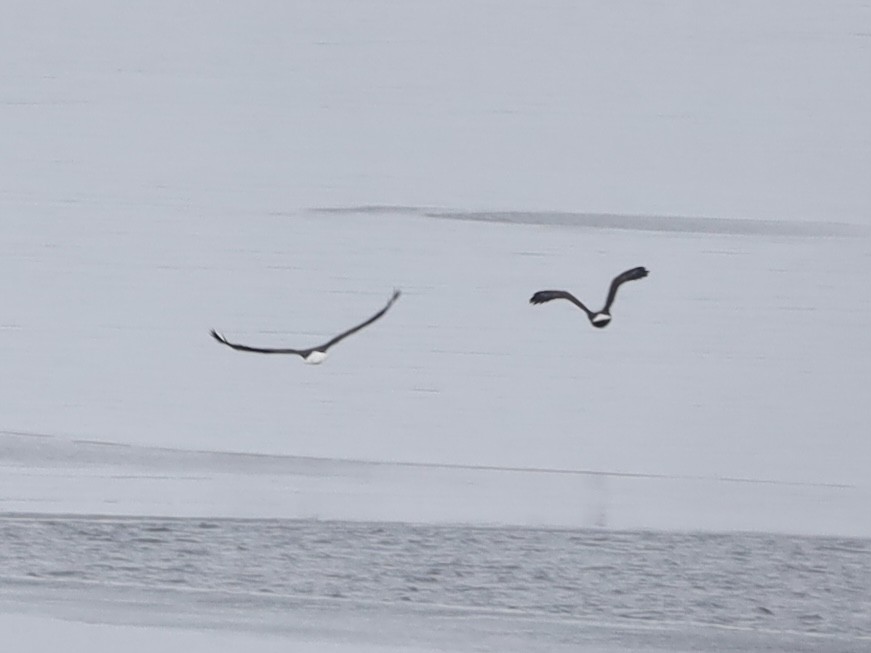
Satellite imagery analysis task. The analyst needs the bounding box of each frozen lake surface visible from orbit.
[2,0,869,649]
[2,204,868,536]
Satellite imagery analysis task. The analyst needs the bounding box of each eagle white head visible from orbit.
[303,351,329,365]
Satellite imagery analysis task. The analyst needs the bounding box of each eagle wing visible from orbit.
[602,267,649,313]
[210,330,306,356]
[315,289,401,352]
[529,290,592,317]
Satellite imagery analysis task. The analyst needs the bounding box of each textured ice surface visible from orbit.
[1,516,869,651]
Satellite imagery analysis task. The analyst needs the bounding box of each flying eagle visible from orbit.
[211,289,400,364]
[529,267,648,328]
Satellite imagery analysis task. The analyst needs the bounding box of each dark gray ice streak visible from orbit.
[308,206,864,237]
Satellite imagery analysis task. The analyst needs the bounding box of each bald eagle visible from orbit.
[211,289,400,364]
[530,267,648,328]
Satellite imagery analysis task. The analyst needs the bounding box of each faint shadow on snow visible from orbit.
[308,206,865,237]
[3,429,868,537]
[0,429,853,489]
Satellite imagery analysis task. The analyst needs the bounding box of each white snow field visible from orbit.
[1,0,869,650]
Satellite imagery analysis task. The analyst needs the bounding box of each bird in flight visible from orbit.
[211,289,401,364]
[529,267,648,328]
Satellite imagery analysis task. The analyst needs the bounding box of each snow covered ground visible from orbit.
[0,614,397,653]
[1,0,869,649]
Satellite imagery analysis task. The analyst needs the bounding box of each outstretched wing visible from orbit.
[529,290,592,317]
[316,289,401,352]
[210,330,306,356]
[603,266,648,313]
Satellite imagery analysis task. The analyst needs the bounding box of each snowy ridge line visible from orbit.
[305,205,865,237]
[348,458,857,489]
[0,429,855,490]
[1,574,866,642]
